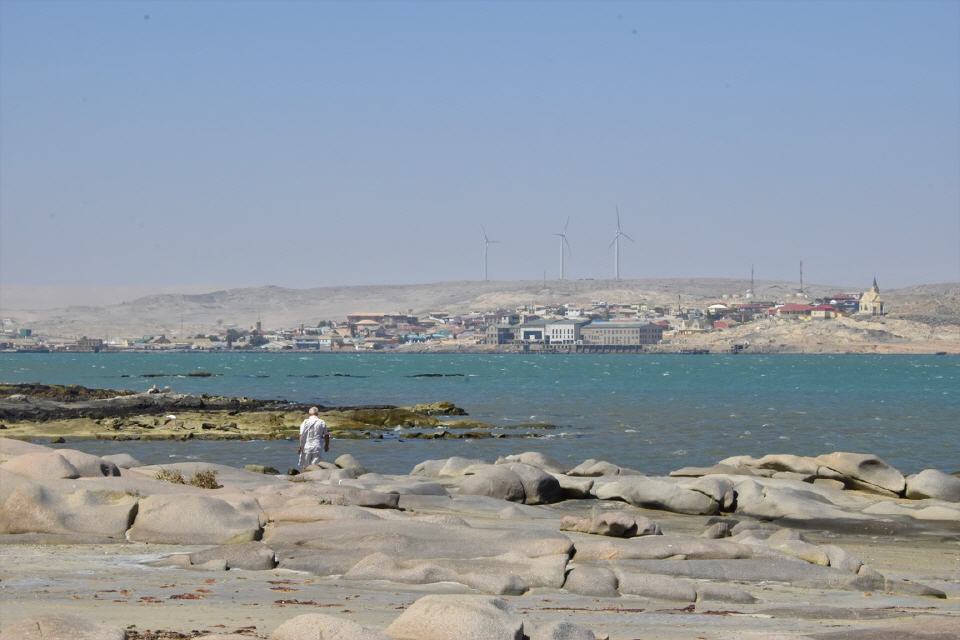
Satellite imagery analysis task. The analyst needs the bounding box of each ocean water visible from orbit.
[1,352,958,476]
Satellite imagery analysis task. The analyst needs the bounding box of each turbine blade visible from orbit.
[564,236,572,255]
[621,232,635,242]
[564,216,570,232]
[608,237,617,249]
[616,206,621,231]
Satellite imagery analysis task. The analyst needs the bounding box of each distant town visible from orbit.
[1,280,890,354]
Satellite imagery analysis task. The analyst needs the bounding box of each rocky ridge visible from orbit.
[1,438,958,638]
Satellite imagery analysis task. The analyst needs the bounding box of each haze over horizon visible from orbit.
[2,1,958,294]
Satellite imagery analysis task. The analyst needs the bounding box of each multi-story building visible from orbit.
[485,324,517,345]
[580,322,664,346]
[545,319,589,345]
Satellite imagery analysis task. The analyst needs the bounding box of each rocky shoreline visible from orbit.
[1,435,958,639]
[0,383,555,442]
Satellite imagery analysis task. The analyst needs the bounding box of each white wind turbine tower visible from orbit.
[553,217,572,280]
[481,226,500,282]
[609,207,634,281]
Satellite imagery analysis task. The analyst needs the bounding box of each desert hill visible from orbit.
[2,278,958,339]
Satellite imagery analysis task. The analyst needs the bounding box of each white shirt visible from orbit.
[299,415,329,451]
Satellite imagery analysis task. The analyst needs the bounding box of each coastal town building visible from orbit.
[581,322,664,346]
[545,319,589,345]
[859,279,884,316]
[811,304,837,320]
[772,303,814,319]
[485,324,517,345]
[517,320,547,343]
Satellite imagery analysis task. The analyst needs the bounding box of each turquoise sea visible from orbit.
[1,353,957,476]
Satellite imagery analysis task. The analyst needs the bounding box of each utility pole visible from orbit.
[799,260,804,294]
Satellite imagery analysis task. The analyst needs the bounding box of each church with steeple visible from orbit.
[858,278,884,316]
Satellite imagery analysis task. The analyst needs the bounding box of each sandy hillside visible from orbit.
[2,279,957,340]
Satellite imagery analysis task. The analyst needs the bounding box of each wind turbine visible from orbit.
[609,207,634,281]
[481,226,499,282]
[553,217,572,280]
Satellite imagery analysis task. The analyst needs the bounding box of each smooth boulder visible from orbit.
[905,469,960,502]
[0,451,80,480]
[56,449,121,477]
[815,452,905,495]
[457,466,526,503]
[496,462,562,504]
[128,494,262,544]
[0,614,126,640]
[385,595,524,640]
[270,613,388,640]
[594,477,719,515]
[0,470,137,538]
[497,452,568,474]
[101,453,143,469]
[189,541,277,570]
[560,511,661,538]
[530,621,596,640]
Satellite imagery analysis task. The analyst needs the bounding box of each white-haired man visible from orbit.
[298,406,330,470]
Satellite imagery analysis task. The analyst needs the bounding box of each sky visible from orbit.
[1,0,958,295]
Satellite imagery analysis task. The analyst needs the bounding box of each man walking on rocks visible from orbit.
[298,406,330,470]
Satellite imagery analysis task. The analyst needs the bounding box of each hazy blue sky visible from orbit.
[2,0,958,291]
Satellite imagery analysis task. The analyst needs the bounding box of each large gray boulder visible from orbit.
[270,613,388,640]
[562,565,619,597]
[127,494,262,544]
[496,462,562,504]
[0,451,80,480]
[905,469,960,502]
[549,473,594,498]
[345,550,568,595]
[0,437,52,463]
[457,466,526,503]
[815,452,906,495]
[411,456,484,477]
[335,473,447,497]
[594,477,719,515]
[560,511,661,538]
[101,453,143,469]
[496,452,568,474]
[0,470,137,538]
[0,614,126,640]
[189,541,277,570]
[614,571,698,602]
[55,449,120,477]
[574,534,756,561]
[568,459,640,477]
[266,518,572,561]
[529,621,597,640]
[334,453,368,475]
[617,558,884,592]
[733,479,873,522]
[385,595,524,640]
[721,454,821,476]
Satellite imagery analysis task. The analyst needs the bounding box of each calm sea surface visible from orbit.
[1,353,957,475]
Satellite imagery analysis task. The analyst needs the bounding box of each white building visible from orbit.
[546,319,587,345]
